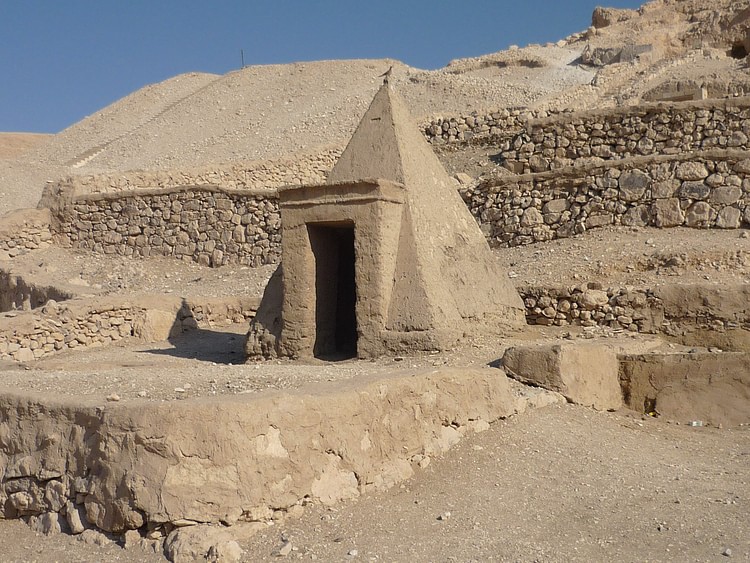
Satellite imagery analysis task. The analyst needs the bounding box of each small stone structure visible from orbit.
[246,84,525,359]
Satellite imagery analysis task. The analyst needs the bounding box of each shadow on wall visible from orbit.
[139,299,245,364]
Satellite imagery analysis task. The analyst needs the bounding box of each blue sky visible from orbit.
[1,1,644,133]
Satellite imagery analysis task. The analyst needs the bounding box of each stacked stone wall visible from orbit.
[422,97,750,172]
[0,296,258,362]
[519,283,750,332]
[60,147,341,195]
[55,186,281,267]
[463,150,750,248]
[421,107,536,144]
[0,209,53,259]
[520,285,661,331]
[501,102,750,174]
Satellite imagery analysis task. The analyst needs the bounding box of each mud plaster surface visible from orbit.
[0,403,747,562]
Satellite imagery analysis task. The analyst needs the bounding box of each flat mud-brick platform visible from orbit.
[0,351,561,554]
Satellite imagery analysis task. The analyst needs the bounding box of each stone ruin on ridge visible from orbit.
[245,82,525,360]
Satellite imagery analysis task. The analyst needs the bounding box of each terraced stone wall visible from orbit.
[58,147,341,195]
[53,186,280,267]
[0,295,258,362]
[422,97,750,172]
[463,150,750,247]
[0,209,53,259]
[500,101,750,174]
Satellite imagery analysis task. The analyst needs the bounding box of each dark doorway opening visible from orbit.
[730,42,748,59]
[308,222,358,360]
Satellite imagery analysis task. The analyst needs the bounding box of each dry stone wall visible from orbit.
[423,97,750,172]
[520,283,750,333]
[54,186,280,267]
[463,150,750,248]
[520,285,662,331]
[422,107,535,144]
[501,102,750,174]
[61,147,341,195]
[0,295,258,363]
[0,209,53,259]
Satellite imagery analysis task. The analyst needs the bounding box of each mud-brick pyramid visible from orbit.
[246,83,525,360]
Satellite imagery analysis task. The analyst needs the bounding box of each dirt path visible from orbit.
[242,403,750,562]
[0,403,746,562]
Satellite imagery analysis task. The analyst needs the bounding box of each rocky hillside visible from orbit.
[2,0,750,216]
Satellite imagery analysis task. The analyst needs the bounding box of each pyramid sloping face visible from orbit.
[328,84,524,331]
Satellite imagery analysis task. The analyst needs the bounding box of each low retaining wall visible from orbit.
[0,368,538,548]
[464,150,750,247]
[50,186,281,267]
[0,209,53,259]
[520,283,750,334]
[503,342,750,426]
[0,295,258,363]
[423,97,750,172]
[619,351,750,427]
[43,150,750,268]
[58,147,341,195]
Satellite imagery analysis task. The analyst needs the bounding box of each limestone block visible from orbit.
[716,206,741,229]
[728,131,748,147]
[685,201,715,228]
[134,309,182,341]
[585,213,613,229]
[705,173,724,188]
[15,347,34,362]
[709,186,742,205]
[651,198,684,227]
[520,207,543,227]
[581,289,609,310]
[164,524,259,563]
[502,343,623,411]
[529,155,550,173]
[618,169,650,202]
[621,205,650,227]
[65,501,86,534]
[29,512,63,536]
[543,199,568,214]
[675,162,709,181]
[678,181,710,200]
[651,179,677,199]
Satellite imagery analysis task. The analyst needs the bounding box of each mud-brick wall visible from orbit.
[463,151,750,248]
[55,186,281,267]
